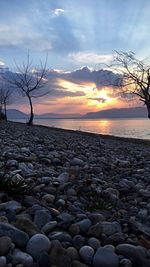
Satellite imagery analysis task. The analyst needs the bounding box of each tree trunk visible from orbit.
[4,102,7,121]
[27,95,34,125]
[145,101,150,119]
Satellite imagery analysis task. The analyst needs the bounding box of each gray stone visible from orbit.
[67,247,79,261]
[14,215,40,237]
[0,236,12,256]
[34,210,52,229]
[77,219,92,233]
[49,243,72,267]
[93,247,119,267]
[56,172,69,183]
[71,260,88,267]
[5,200,22,212]
[0,223,29,248]
[101,221,122,236]
[48,231,72,242]
[139,189,150,198]
[88,222,102,238]
[12,249,33,266]
[88,213,105,224]
[42,194,55,203]
[71,158,84,166]
[0,256,6,267]
[41,221,57,234]
[88,237,101,250]
[79,245,94,264]
[69,224,80,236]
[26,234,51,261]
[6,160,18,167]
[116,244,146,266]
[73,235,85,249]
[120,258,132,267]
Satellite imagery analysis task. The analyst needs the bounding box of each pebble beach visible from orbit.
[0,121,150,267]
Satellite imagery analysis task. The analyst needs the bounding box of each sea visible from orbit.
[10,118,150,140]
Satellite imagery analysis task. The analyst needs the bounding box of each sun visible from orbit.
[97,89,110,102]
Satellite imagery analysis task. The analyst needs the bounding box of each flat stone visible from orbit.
[34,210,52,229]
[41,221,57,234]
[93,247,119,267]
[12,249,33,266]
[14,215,40,236]
[101,221,122,236]
[0,223,29,248]
[0,236,12,256]
[48,231,72,242]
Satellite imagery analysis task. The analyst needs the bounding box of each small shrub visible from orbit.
[0,163,33,196]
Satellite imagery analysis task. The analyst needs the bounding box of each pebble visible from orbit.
[93,247,119,267]
[26,234,51,261]
[34,210,52,229]
[0,223,29,248]
[79,245,95,264]
[12,249,33,266]
[88,237,101,250]
[0,122,150,266]
[0,236,12,256]
[0,256,7,267]
[116,244,146,266]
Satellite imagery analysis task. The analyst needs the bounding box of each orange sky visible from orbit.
[10,78,140,115]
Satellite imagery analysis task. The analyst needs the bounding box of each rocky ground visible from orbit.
[0,121,150,267]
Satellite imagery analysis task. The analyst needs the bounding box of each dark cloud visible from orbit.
[0,65,123,107]
[47,67,122,88]
[88,97,106,103]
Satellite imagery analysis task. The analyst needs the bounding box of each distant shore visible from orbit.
[8,119,150,146]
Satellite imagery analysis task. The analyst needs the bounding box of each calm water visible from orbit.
[11,118,150,140]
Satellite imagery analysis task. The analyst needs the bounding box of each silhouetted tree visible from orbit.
[111,51,150,118]
[7,53,48,125]
[0,85,12,121]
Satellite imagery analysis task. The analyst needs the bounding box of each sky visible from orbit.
[0,0,150,114]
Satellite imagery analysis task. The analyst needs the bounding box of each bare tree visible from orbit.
[6,53,48,125]
[0,80,12,121]
[0,87,12,121]
[111,51,150,118]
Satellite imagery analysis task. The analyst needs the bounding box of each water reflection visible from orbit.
[12,118,150,140]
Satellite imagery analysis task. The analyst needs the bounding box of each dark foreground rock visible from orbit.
[0,121,150,266]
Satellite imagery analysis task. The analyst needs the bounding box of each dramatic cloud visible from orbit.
[47,66,122,89]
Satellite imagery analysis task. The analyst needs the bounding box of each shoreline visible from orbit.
[8,120,150,146]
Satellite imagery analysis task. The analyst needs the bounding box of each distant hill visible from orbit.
[7,109,82,119]
[36,113,82,119]
[83,107,147,118]
[7,107,148,120]
[7,109,28,119]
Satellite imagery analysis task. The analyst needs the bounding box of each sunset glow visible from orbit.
[0,0,149,114]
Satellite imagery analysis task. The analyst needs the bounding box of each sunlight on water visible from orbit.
[12,118,150,140]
